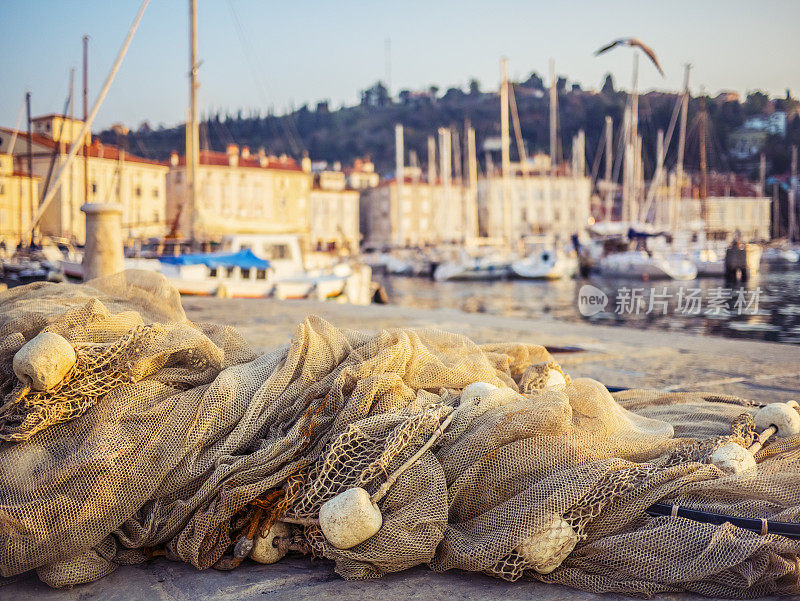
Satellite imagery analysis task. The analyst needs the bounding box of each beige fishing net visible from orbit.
[0,270,798,597]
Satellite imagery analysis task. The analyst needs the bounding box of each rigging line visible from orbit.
[589,126,606,187]
[611,98,630,185]
[226,0,302,155]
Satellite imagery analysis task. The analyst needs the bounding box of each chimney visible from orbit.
[333,160,341,172]
[241,146,250,159]
[258,147,268,167]
[226,144,239,167]
[169,151,179,167]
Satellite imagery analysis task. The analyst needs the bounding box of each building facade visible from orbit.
[308,169,360,253]
[477,173,592,241]
[0,114,167,244]
[0,153,40,248]
[344,157,380,190]
[678,196,771,242]
[165,145,311,242]
[359,179,469,248]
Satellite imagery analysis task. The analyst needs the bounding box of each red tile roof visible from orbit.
[0,127,166,167]
[172,150,304,172]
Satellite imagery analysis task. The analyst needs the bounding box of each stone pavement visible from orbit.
[6,556,761,601]
[4,298,798,600]
[181,297,800,403]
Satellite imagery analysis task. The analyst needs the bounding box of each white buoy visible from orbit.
[710,441,757,474]
[460,382,498,405]
[251,521,290,564]
[516,514,578,574]
[754,402,800,438]
[12,332,76,391]
[319,487,382,549]
[545,369,567,389]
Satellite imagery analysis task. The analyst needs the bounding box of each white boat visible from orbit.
[761,247,800,264]
[512,246,578,280]
[433,252,512,282]
[598,250,698,280]
[61,233,371,303]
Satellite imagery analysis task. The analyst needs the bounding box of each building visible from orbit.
[165,145,311,242]
[477,166,592,241]
[728,128,769,160]
[743,111,787,136]
[676,196,771,242]
[360,178,469,248]
[0,114,167,244]
[308,169,360,253]
[344,157,380,190]
[0,153,40,247]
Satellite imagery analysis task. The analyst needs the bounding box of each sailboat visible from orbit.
[594,45,698,281]
[511,237,578,279]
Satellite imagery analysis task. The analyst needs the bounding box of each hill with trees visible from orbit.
[99,72,800,181]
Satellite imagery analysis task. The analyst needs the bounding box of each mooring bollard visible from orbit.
[81,203,125,281]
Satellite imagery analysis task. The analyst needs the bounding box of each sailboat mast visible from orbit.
[604,116,613,222]
[68,68,75,240]
[549,58,557,170]
[467,123,478,240]
[187,0,200,243]
[674,64,690,230]
[500,57,511,243]
[394,123,404,246]
[790,145,798,242]
[629,54,639,223]
[699,90,708,227]
[427,135,436,184]
[83,35,89,208]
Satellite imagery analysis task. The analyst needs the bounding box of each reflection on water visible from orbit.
[379,265,800,345]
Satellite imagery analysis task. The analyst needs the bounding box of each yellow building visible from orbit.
[477,170,592,240]
[0,114,168,244]
[165,145,312,242]
[344,157,380,190]
[308,169,360,253]
[360,178,469,248]
[678,196,771,242]
[0,153,40,248]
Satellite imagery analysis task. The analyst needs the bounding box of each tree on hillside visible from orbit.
[468,78,481,95]
[744,91,769,116]
[521,72,545,90]
[361,82,391,107]
[601,74,615,96]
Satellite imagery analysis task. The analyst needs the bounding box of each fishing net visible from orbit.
[0,270,798,597]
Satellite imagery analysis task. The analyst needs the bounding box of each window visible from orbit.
[225,266,235,277]
[209,268,218,277]
[91,182,98,194]
[153,188,159,198]
[241,268,251,279]
[256,269,267,280]
[135,187,142,197]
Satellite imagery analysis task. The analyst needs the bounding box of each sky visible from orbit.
[1,0,798,132]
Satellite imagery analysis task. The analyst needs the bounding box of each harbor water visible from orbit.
[378,265,800,345]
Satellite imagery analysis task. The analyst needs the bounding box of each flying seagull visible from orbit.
[595,38,665,76]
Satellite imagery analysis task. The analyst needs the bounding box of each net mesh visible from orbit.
[0,270,798,597]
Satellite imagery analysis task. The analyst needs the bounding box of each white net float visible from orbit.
[12,332,76,391]
[516,514,578,574]
[754,402,800,438]
[710,441,757,474]
[251,521,291,564]
[319,487,383,550]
